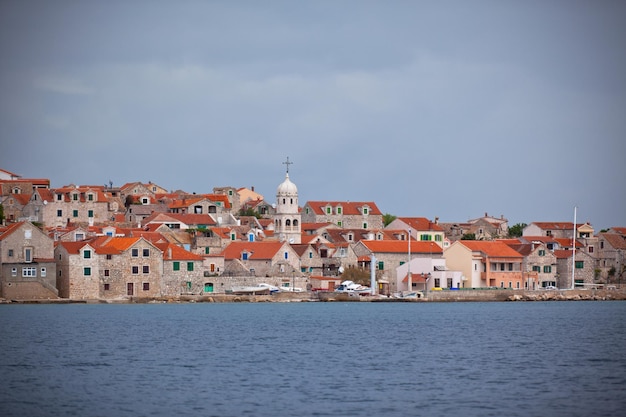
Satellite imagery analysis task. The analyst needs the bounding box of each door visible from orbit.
[127,282,134,296]
[204,283,214,293]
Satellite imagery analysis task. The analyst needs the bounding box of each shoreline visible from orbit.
[2,288,625,304]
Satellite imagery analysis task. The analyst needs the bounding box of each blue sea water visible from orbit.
[0,301,625,417]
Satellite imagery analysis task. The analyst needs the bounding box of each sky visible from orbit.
[1,1,625,230]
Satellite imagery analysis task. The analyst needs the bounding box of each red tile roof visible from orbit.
[306,201,383,216]
[359,240,442,254]
[459,241,523,258]
[397,217,444,232]
[222,241,285,260]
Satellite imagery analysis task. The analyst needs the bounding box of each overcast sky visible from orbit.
[1,1,624,230]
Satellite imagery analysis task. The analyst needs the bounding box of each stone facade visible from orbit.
[0,221,58,299]
[301,201,383,230]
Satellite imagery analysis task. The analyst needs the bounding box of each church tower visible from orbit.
[275,157,301,244]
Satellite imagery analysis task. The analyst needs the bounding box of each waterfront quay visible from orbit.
[2,288,625,304]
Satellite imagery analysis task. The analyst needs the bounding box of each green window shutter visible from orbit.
[187,262,194,271]
[173,261,180,271]
[378,261,384,270]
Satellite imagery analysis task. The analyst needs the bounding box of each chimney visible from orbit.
[435,217,439,224]
[251,186,255,192]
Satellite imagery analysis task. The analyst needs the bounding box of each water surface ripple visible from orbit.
[1,301,624,416]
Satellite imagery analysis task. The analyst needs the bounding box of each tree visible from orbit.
[0,204,4,224]
[508,223,527,238]
[383,213,396,227]
[461,233,476,240]
[340,265,370,286]
[239,208,261,219]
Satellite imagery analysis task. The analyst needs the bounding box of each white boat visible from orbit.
[393,291,422,299]
[230,285,271,295]
[258,283,281,294]
[279,284,304,292]
[335,280,372,295]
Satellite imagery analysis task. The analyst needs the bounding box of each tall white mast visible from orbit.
[407,228,412,292]
[571,206,577,289]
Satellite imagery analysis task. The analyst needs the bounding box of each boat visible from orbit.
[230,285,271,295]
[334,280,372,295]
[258,283,281,294]
[393,291,422,299]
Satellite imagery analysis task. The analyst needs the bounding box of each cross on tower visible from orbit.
[283,156,293,174]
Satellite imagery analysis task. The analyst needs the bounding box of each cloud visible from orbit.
[33,75,94,95]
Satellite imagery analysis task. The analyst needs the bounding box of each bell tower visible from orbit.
[275,157,301,244]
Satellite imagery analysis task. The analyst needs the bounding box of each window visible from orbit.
[434,278,440,287]
[508,282,512,288]
[73,210,78,217]
[132,248,138,257]
[57,194,63,201]
[88,210,93,218]
[326,207,331,214]
[378,261,384,270]
[173,261,180,271]
[500,281,504,288]
[143,249,150,257]
[106,254,112,260]
[242,253,248,261]
[88,194,94,201]
[143,283,150,291]
[57,210,63,217]
[84,249,91,259]
[72,193,78,201]
[187,262,194,271]
[588,246,594,253]
[532,266,540,272]
[11,268,17,277]
[363,223,368,229]
[508,263,513,271]
[104,283,110,291]
[284,252,289,260]
[25,248,32,263]
[8,249,13,257]
[132,266,139,274]
[543,266,552,273]
[41,267,46,277]
[539,249,545,256]
[435,235,442,242]
[23,267,37,277]
[337,221,342,227]
[205,247,210,254]
[309,252,313,258]
[337,207,342,214]
[363,207,369,215]
[84,267,91,276]
[104,269,110,277]
[143,266,149,274]
[575,261,584,269]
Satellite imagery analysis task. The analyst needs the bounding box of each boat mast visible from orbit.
[571,206,577,289]
[407,228,412,292]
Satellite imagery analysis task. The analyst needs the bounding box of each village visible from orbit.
[0,166,625,302]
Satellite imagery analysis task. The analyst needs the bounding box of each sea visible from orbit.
[1,301,625,417]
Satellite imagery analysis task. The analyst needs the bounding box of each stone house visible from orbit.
[55,236,165,299]
[301,201,383,230]
[595,232,626,284]
[444,241,524,289]
[35,186,111,228]
[168,195,232,219]
[221,241,301,278]
[155,242,205,296]
[352,239,443,294]
[0,221,58,299]
[120,181,169,200]
[385,217,446,248]
[291,243,324,275]
[523,222,578,239]
[506,241,554,289]
[212,186,242,214]
[1,193,30,224]
[554,248,596,289]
